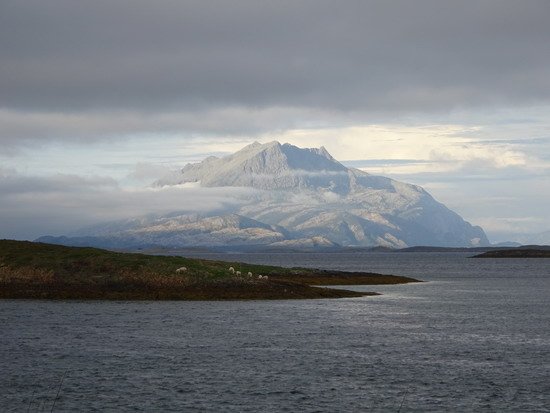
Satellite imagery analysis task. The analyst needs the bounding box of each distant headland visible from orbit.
[473,248,550,258]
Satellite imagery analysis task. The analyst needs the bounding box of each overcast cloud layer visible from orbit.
[2,1,550,141]
[1,1,549,242]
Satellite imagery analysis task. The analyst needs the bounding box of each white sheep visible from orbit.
[264,275,268,280]
[175,267,187,274]
[228,267,235,274]
[235,271,241,277]
[247,271,253,277]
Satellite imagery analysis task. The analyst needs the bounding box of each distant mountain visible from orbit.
[38,141,489,249]
[491,241,523,248]
[515,230,550,246]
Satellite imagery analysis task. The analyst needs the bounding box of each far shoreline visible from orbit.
[472,249,550,258]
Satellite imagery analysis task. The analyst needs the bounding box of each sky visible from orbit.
[1,0,550,243]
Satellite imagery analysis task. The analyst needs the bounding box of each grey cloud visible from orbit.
[0,107,340,150]
[0,170,258,239]
[1,0,550,115]
[0,170,119,194]
[126,162,174,183]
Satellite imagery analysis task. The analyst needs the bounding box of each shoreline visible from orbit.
[0,280,377,301]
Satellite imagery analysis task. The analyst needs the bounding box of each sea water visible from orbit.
[1,252,549,412]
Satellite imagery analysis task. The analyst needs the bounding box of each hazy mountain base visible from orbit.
[515,230,550,246]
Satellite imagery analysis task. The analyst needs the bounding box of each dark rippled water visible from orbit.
[2,252,549,412]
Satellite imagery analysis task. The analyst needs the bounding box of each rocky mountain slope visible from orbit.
[39,141,489,249]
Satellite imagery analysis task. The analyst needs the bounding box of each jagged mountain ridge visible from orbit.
[39,141,489,249]
[157,141,370,193]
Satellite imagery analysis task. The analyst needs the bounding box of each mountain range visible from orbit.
[38,141,489,249]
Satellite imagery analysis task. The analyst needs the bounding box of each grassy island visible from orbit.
[0,240,419,300]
